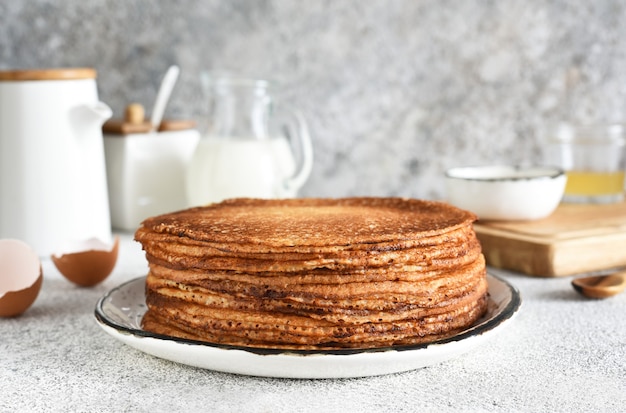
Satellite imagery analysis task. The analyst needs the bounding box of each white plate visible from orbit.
[94,273,521,379]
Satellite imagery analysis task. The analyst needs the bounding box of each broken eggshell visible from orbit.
[51,236,120,287]
[0,239,43,317]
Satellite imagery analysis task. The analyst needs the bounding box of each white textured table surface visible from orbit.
[1,234,625,413]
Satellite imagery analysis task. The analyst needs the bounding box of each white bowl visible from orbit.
[445,165,567,221]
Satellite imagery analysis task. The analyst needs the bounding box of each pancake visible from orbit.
[136,197,488,350]
[139,236,482,273]
[136,197,477,248]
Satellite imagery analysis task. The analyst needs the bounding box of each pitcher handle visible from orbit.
[282,108,313,194]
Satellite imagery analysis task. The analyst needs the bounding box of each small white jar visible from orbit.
[103,109,200,231]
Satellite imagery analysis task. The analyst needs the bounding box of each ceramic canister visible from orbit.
[103,113,200,231]
[0,68,113,256]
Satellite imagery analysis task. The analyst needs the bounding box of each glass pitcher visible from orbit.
[186,74,313,206]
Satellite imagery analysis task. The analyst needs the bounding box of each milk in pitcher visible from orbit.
[186,136,297,206]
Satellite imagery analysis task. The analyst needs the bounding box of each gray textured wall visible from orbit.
[2,0,625,199]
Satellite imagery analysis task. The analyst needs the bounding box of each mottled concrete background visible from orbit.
[2,0,625,199]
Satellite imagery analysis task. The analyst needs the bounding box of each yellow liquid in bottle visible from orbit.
[564,171,625,196]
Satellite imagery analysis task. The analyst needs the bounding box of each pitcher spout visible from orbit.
[86,102,113,124]
[70,101,112,134]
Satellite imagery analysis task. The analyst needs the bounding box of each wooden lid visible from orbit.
[102,103,197,135]
[103,119,197,135]
[103,103,152,134]
[0,68,97,81]
[158,119,197,132]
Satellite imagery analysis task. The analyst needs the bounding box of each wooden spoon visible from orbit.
[572,271,626,299]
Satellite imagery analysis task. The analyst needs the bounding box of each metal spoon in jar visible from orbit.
[572,271,626,299]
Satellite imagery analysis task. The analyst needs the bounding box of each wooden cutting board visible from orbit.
[474,202,626,277]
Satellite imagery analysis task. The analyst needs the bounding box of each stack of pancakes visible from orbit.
[135,197,488,350]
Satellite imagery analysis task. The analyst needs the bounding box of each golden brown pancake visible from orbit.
[135,197,488,350]
[136,197,477,247]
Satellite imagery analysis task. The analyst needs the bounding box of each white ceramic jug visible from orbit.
[0,68,113,256]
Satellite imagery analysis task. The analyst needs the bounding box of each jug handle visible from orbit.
[282,108,313,194]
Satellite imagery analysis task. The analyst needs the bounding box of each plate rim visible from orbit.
[94,272,521,357]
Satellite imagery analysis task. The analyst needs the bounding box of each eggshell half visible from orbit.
[51,236,119,287]
[0,239,43,317]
